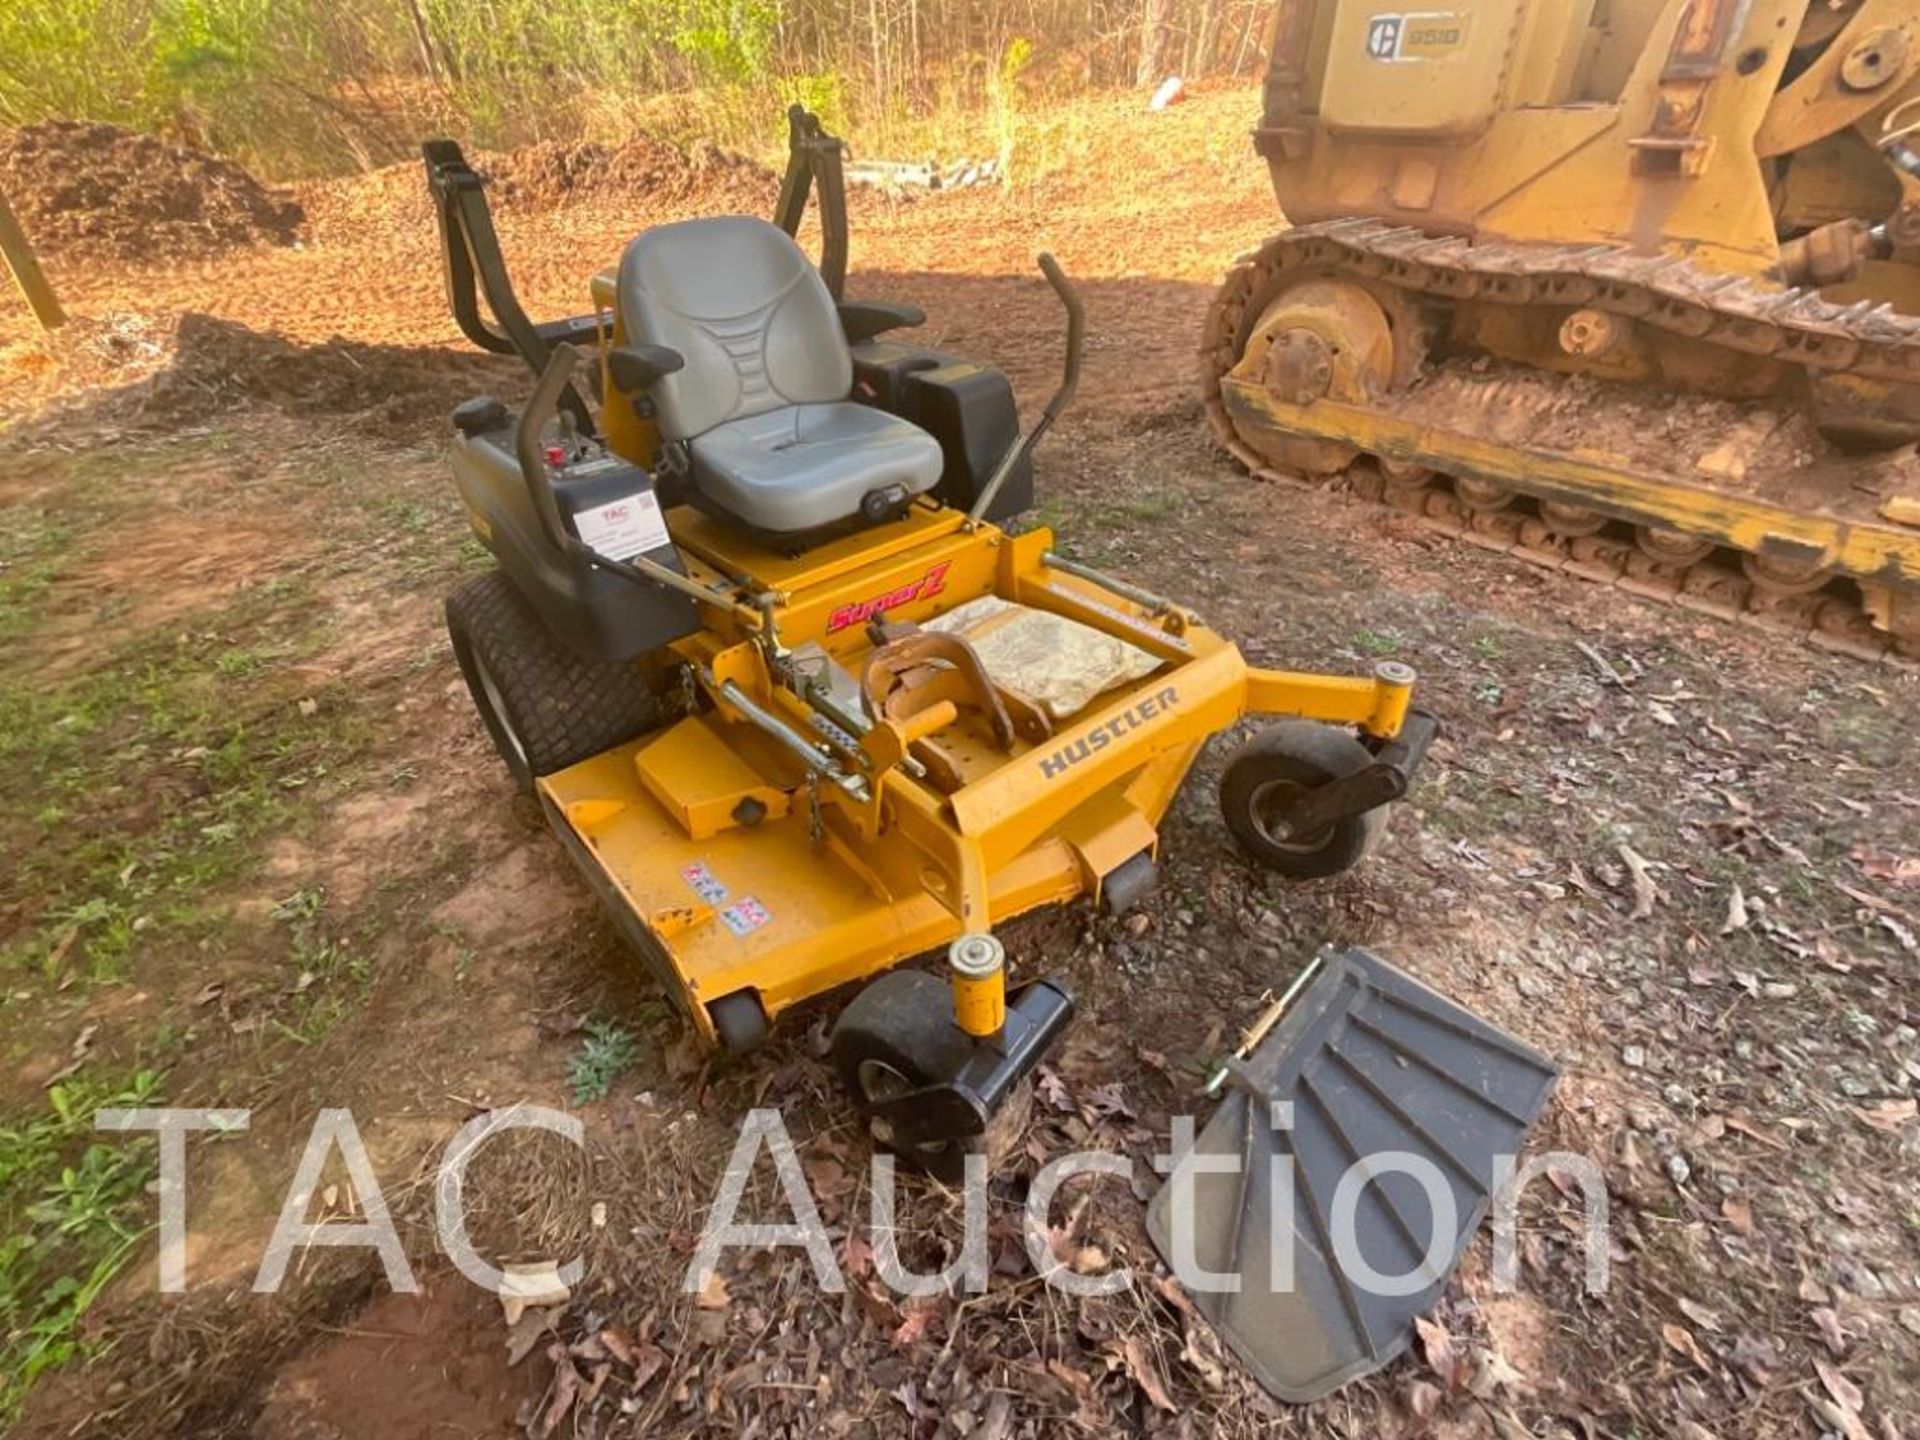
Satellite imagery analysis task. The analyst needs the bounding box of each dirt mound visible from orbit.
[1,312,518,445]
[477,134,776,213]
[0,121,304,263]
[134,313,520,440]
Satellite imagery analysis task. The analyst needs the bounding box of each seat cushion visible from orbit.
[617,217,852,442]
[689,402,944,534]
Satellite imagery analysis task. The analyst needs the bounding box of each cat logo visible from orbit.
[1364,10,1470,62]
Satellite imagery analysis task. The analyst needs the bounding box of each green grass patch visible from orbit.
[0,576,377,995]
[0,1068,164,1423]
[568,1020,640,1105]
[1349,628,1404,657]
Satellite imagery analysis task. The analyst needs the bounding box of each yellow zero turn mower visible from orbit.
[422,110,1438,1173]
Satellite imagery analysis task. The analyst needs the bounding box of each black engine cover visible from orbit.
[852,341,1031,523]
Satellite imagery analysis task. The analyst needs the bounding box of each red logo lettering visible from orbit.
[826,562,952,633]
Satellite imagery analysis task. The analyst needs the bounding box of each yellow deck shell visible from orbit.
[534,506,1414,1042]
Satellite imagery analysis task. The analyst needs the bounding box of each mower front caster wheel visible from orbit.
[832,970,1031,1169]
[1220,721,1386,880]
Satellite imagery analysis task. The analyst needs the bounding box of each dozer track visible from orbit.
[1201,220,1920,665]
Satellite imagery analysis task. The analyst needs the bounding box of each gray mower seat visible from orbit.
[617,216,943,535]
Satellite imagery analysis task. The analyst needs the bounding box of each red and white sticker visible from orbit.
[719,897,772,937]
[574,489,669,561]
[679,862,729,906]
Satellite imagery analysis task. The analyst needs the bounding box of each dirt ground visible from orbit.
[2,83,1917,1440]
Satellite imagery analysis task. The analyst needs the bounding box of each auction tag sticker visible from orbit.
[679,862,729,906]
[719,897,772,937]
[574,489,670,561]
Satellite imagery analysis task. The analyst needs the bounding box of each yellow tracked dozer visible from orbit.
[1204,0,1920,661]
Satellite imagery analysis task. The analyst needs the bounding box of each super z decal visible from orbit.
[1037,686,1180,781]
[826,562,952,634]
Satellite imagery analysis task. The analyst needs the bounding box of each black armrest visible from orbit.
[838,299,925,345]
[605,344,685,394]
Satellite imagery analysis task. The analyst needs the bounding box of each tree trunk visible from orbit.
[1136,0,1172,86]
[404,0,442,85]
[1190,0,1221,78]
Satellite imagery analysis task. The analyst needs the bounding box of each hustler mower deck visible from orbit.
[421,109,1439,1170]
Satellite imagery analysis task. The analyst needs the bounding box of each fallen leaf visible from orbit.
[504,1306,556,1366]
[890,1302,939,1349]
[694,1270,730,1310]
[596,1327,635,1366]
[535,1344,581,1439]
[1725,1113,1788,1151]
[1720,1195,1755,1236]
[43,1022,100,1087]
[1072,1245,1110,1275]
[841,1231,874,1282]
[1662,1321,1711,1371]
[1817,1360,1866,1416]
[629,1341,667,1391]
[1811,1307,1849,1356]
[1721,885,1750,934]
[1407,1378,1443,1419]
[1469,1347,1525,1398]
[1812,1399,1872,1440]
[1415,1315,1467,1390]
[1678,1297,1722,1332]
[1835,879,1919,928]
[1122,1334,1175,1412]
[1729,1332,1777,1386]
[1853,1098,1917,1133]
[1853,847,1920,887]
[1575,640,1628,687]
[1618,844,1661,919]
[44,925,81,975]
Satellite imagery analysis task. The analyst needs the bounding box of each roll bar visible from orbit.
[421,106,855,423]
[967,253,1085,527]
[771,105,850,300]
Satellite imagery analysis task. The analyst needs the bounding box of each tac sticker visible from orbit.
[574,490,670,561]
[720,898,771,937]
[679,862,729,906]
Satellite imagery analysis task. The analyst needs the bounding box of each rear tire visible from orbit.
[446,571,660,795]
[1220,721,1386,880]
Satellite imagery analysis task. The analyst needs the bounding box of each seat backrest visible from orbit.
[616,216,851,442]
